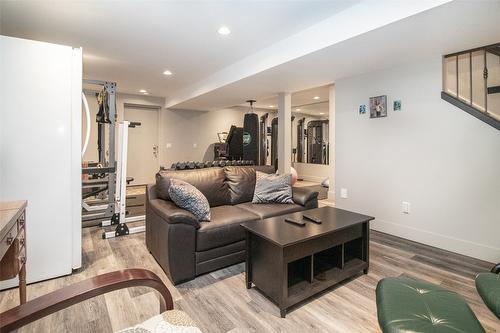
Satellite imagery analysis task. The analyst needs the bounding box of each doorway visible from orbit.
[124,104,160,185]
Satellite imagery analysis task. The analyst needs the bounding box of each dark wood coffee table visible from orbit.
[241,206,374,318]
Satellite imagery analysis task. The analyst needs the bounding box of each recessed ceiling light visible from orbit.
[218,26,231,35]
[296,108,301,111]
[313,96,320,100]
[319,112,325,115]
[163,70,173,76]
[139,89,147,93]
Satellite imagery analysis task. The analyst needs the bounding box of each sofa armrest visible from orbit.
[149,198,200,229]
[292,186,319,206]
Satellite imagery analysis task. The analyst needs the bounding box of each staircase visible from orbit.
[442,43,500,130]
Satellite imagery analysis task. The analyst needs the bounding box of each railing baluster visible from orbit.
[456,55,459,99]
[469,52,473,106]
[484,49,488,113]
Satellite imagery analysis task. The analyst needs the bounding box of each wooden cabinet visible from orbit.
[0,201,27,304]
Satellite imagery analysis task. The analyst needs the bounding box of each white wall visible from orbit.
[160,107,273,168]
[335,56,500,262]
[83,94,273,171]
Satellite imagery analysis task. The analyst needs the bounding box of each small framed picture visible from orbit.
[359,104,366,114]
[393,100,401,111]
[369,95,387,118]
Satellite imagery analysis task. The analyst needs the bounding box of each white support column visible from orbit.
[277,92,292,174]
[327,84,336,202]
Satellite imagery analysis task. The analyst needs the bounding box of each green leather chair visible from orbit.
[475,263,500,319]
[376,263,500,333]
[376,277,485,333]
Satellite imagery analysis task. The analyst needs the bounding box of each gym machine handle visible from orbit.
[128,122,141,128]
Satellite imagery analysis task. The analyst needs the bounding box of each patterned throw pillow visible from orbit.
[168,178,211,221]
[252,171,294,204]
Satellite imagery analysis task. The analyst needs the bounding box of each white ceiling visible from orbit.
[2,1,498,113]
[170,0,500,111]
[255,85,330,110]
[0,0,359,97]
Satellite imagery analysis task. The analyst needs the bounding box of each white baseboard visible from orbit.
[372,218,500,263]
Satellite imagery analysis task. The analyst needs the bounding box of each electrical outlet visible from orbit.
[402,201,411,214]
[166,143,172,149]
[340,188,348,199]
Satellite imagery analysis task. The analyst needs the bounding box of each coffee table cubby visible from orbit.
[288,236,368,297]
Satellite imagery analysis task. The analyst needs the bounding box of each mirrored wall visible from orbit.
[291,89,329,165]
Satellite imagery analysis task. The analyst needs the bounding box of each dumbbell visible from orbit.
[177,162,187,170]
[204,161,212,168]
[170,163,176,170]
[218,160,227,167]
[196,162,204,169]
[211,161,219,167]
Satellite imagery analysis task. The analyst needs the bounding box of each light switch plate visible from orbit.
[402,201,411,214]
[340,188,348,199]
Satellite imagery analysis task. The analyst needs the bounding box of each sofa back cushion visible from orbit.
[156,168,230,207]
[224,166,275,204]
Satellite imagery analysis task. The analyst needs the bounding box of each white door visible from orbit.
[124,105,159,185]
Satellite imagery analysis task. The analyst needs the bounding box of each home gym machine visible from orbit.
[81,79,145,239]
[81,80,117,225]
[102,120,145,239]
[307,120,329,164]
[259,113,269,165]
[296,118,306,163]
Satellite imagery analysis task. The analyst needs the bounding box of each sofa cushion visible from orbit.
[168,179,211,221]
[224,166,276,204]
[156,168,230,207]
[376,277,485,333]
[196,205,259,251]
[117,309,201,333]
[252,171,293,204]
[236,202,304,219]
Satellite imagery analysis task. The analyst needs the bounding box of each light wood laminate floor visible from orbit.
[0,222,498,332]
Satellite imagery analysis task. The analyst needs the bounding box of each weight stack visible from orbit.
[243,113,259,164]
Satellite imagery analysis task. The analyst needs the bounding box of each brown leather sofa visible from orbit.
[146,166,319,285]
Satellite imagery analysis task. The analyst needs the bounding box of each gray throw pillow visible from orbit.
[252,171,294,204]
[168,178,211,221]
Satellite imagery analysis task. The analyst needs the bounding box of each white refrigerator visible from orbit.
[0,35,82,288]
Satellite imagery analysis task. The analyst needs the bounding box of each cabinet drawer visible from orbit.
[0,223,18,259]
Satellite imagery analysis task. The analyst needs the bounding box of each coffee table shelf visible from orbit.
[287,238,367,302]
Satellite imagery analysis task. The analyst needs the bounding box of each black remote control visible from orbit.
[284,218,306,227]
[303,214,322,224]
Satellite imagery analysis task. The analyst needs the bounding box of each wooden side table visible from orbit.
[0,200,27,304]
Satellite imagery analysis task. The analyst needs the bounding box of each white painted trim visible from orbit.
[372,218,500,263]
